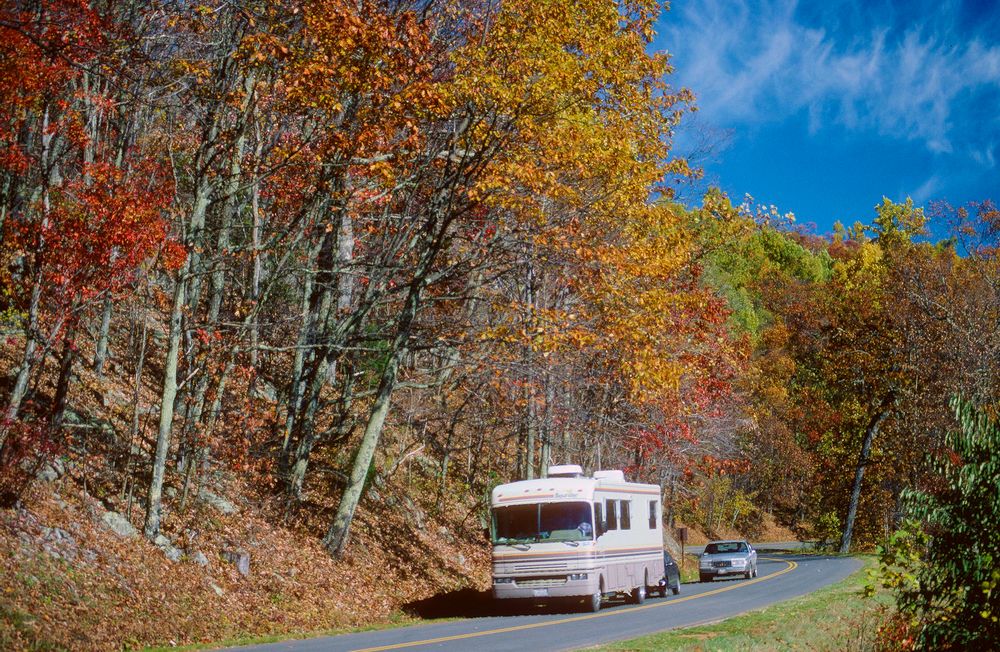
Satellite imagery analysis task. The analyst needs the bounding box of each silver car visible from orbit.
[698,540,757,582]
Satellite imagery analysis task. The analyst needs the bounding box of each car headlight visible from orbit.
[733,559,746,566]
[494,577,514,584]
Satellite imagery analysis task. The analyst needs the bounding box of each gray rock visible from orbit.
[209,581,225,596]
[100,390,128,409]
[153,533,183,562]
[221,548,250,577]
[250,379,278,403]
[41,527,78,561]
[402,497,426,529]
[36,457,65,482]
[42,526,71,541]
[62,409,85,425]
[198,489,237,515]
[191,551,209,567]
[101,511,137,538]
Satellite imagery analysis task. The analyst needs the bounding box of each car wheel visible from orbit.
[752,564,758,578]
[700,573,711,583]
[671,581,680,595]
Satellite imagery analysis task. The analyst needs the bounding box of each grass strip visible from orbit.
[593,556,891,652]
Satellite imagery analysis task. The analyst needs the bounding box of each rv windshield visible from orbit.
[492,501,593,544]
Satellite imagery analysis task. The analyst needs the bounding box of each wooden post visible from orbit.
[678,527,688,574]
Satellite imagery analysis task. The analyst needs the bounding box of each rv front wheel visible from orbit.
[587,578,604,613]
[631,583,646,605]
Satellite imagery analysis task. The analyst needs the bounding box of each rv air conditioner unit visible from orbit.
[546,464,584,478]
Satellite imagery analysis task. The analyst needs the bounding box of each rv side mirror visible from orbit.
[596,520,606,537]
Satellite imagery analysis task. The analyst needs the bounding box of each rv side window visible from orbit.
[620,500,631,529]
[649,500,658,529]
[605,499,618,530]
[594,502,604,535]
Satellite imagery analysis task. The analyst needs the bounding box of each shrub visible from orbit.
[874,396,1000,649]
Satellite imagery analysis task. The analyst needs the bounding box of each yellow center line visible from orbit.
[352,556,798,652]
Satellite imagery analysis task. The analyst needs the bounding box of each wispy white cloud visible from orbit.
[910,173,944,204]
[659,0,1000,160]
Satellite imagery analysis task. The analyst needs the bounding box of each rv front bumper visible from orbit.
[492,573,598,600]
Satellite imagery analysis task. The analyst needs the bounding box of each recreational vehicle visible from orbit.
[490,465,664,612]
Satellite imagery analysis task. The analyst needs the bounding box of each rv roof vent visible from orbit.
[547,464,584,478]
[593,469,626,482]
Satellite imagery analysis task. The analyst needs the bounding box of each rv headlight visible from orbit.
[493,577,514,584]
[568,573,589,581]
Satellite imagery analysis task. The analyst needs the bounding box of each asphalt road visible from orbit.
[233,550,860,652]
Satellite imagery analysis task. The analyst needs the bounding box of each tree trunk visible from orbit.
[540,373,554,476]
[839,401,893,553]
[0,108,53,449]
[144,270,186,539]
[322,254,430,556]
[50,325,78,430]
[93,296,113,376]
[282,257,315,457]
[120,305,148,504]
[525,384,537,480]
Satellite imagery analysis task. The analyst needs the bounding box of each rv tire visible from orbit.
[631,583,646,605]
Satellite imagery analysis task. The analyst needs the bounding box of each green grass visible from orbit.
[593,556,891,652]
[676,553,702,584]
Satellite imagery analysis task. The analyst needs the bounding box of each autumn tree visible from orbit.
[0,1,176,503]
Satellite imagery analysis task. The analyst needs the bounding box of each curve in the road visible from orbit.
[354,556,798,652]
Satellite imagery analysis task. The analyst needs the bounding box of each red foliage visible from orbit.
[5,159,176,332]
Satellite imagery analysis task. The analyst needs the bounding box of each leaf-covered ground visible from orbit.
[0,476,490,650]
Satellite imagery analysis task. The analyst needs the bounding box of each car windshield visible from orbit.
[492,502,593,544]
[705,542,747,554]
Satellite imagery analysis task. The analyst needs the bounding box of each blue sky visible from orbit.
[656,0,1000,235]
